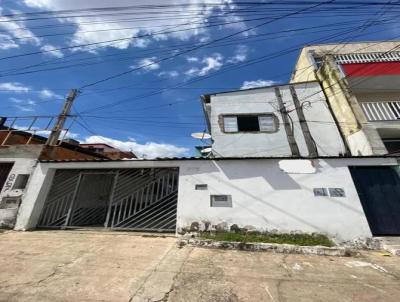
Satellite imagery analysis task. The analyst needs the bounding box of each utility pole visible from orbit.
[289,86,318,157]
[274,87,300,157]
[46,89,78,146]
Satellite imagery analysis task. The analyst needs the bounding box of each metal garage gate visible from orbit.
[38,168,179,232]
[350,166,400,236]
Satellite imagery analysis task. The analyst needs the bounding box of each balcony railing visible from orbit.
[334,51,400,64]
[360,101,400,122]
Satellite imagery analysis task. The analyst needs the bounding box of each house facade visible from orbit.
[290,41,400,156]
[5,41,400,242]
[14,156,399,241]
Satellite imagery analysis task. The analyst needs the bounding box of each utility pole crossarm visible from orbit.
[46,89,78,146]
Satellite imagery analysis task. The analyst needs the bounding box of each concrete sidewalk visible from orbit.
[0,230,399,302]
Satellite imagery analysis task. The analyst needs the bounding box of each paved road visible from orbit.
[0,230,399,302]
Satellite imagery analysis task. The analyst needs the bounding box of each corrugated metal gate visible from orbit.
[38,168,179,232]
[0,163,13,192]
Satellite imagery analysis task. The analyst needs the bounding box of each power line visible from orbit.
[2,18,396,79]
[78,1,331,90]
[79,21,396,114]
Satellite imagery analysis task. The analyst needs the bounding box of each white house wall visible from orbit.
[208,82,346,157]
[177,158,395,241]
[14,158,398,241]
[0,145,42,198]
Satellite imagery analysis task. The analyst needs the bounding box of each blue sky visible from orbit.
[0,0,398,157]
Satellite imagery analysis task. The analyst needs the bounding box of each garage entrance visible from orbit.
[38,168,179,232]
[350,166,400,236]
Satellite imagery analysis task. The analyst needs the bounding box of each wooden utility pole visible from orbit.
[46,89,78,146]
[274,87,300,157]
[289,86,318,157]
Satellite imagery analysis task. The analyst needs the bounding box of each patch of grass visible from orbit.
[200,232,335,247]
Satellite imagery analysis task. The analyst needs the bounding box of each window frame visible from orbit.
[221,113,277,133]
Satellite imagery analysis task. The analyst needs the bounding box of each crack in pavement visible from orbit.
[0,246,102,291]
[128,245,194,302]
[127,243,177,302]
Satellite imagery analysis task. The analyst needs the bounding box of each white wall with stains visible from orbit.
[13,157,397,241]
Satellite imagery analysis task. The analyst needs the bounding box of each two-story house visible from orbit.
[291,41,400,156]
[201,81,347,158]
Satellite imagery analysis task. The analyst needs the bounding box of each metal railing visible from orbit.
[38,168,179,231]
[360,101,400,121]
[110,170,177,229]
[334,51,400,64]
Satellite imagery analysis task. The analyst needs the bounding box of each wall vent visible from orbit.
[195,184,208,190]
[210,195,232,207]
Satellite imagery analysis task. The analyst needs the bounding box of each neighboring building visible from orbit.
[291,41,400,156]
[80,143,136,160]
[201,81,347,158]
[0,125,108,227]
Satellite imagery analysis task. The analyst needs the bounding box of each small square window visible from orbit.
[210,195,232,207]
[313,188,328,197]
[329,188,345,197]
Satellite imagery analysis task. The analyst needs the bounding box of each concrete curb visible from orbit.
[179,238,352,257]
[381,244,400,256]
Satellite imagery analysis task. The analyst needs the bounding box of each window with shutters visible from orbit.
[222,114,276,133]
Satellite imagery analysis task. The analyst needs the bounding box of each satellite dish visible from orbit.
[200,147,212,153]
[191,132,212,139]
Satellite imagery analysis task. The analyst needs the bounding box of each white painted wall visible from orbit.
[0,145,42,198]
[207,82,346,157]
[0,145,42,227]
[14,157,398,241]
[177,158,397,241]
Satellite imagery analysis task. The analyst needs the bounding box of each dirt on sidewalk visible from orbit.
[0,230,399,302]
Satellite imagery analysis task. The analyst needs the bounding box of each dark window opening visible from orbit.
[12,174,30,190]
[383,139,400,155]
[237,115,260,132]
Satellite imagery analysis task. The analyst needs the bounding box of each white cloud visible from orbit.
[0,82,30,92]
[36,129,79,139]
[10,97,36,112]
[14,105,35,112]
[40,44,64,58]
[38,88,63,100]
[14,124,79,139]
[0,8,41,47]
[0,34,19,50]
[227,45,248,63]
[185,53,223,76]
[158,70,179,78]
[131,57,160,71]
[83,135,189,158]
[240,80,279,90]
[186,56,199,62]
[22,0,242,51]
